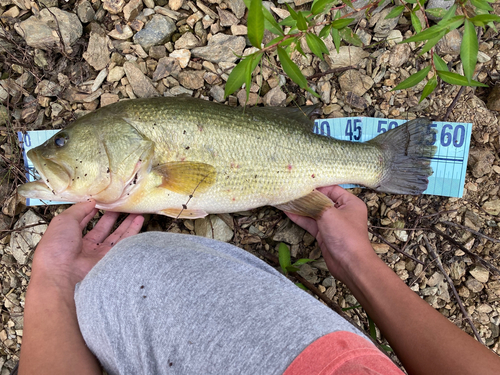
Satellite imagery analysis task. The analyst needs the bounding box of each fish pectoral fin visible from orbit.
[159,207,208,219]
[274,190,334,219]
[153,161,217,196]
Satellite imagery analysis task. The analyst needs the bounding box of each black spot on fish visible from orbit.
[140,285,144,289]
[84,174,87,177]
[143,295,147,299]
[46,179,49,183]
[107,167,110,173]
[80,161,82,163]
[183,130,187,135]
[189,195,193,199]
[133,173,138,184]
[185,146,190,150]
[182,204,187,209]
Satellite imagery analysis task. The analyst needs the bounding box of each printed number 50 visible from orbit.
[345,119,362,141]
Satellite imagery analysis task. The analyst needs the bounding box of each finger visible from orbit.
[104,214,144,246]
[84,211,121,243]
[59,200,97,224]
[317,186,359,208]
[80,208,99,230]
[285,212,318,237]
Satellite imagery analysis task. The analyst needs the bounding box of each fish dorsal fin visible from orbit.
[247,104,320,129]
[153,161,217,196]
[273,190,334,219]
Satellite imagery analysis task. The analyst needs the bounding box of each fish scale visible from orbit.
[18,97,435,219]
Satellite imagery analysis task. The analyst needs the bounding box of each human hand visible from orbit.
[31,200,144,291]
[286,186,376,282]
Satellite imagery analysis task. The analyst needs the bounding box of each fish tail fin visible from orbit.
[368,118,437,195]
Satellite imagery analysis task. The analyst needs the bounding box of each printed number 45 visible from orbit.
[345,119,362,141]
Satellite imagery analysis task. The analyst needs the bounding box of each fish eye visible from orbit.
[54,135,68,147]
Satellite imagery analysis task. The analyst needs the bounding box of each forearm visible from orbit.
[343,246,500,375]
[19,276,101,375]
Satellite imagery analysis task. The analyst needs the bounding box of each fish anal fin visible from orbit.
[159,207,208,219]
[274,190,333,219]
[153,161,217,196]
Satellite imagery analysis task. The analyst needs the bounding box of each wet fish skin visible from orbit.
[18,97,435,219]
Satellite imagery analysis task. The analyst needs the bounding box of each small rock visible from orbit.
[231,24,247,36]
[123,0,143,21]
[326,46,369,69]
[426,0,454,21]
[450,261,466,280]
[108,24,134,40]
[465,277,484,293]
[100,93,119,107]
[2,6,19,18]
[170,49,191,69]
[191,33,245,63]
[338,70,374,97]
[210,85,225,102]
[123,62,159,98]
[225,0,246,18]
[372,242,389,254]
[178,70,205,90]
[470,265,489,283]
[36,80,61,97]
[217,7,239,27]
[133,14,176,51]
[153,57,181,81]
[389,44,411,68]
[103,0,125,14]
[77,1,95,23]
[272,218,305,245]
[436,29,461,56]
[174,32,201,50]
[483,200,500,216]
[263,86,286,106]
[17,8,83,54]
[374,7,399,37]
[345,92,368,110]
[169,0,184,11]
[9,210,47,265]
[387,29,402,47]
[487,84,500,112]
[294,0,313,5]
[236,90,260,106]
[468,149,495,178]
[107,66,125,82]
[83,24,110,71]
[195,215,234,242]
[149,45,166,59]
[297,263,318,284]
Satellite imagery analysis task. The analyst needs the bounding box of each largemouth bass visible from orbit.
[18,97,435,219]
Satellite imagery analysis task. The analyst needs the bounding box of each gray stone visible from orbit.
[9,210,47,265]
[169,0,184,11]
[178,70,205,90]
[470,265,489,283]
[103,0,125,14]
[133,14,176,51]
[191,34,245,63]
[217,7,239,27]
[487,84,500,112]
[107,66,125,82]
[465,277,484,293]
[123,0,143,21]
[174,32,201,50]
[374,7,399,37]
[170,49,191,68]
[436,29,461,56]
[272,218,305,245]
[389,44,411,68]
[450,261,466,280]
[83,24,110,71]
[468,149,495,178]
[210,85,225,102]
[123,62,159,98]
[326,46,369,69]
[77,1,96,23]
[263,86,286,106]
[426,0,454,21]
[108,24,134,40]
[195,215,234,242]
[483,200,500,216]
[297,263,318,283]
[17,8,83,54]
[225,0,246,18]
[36,80,61,97]
[153,57,181,81]
[338,70,374,97]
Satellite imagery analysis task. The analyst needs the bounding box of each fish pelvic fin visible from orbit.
[274,190,334,219]
[368,118,437,195]
[159,207,208,219]
[153,161,217,196]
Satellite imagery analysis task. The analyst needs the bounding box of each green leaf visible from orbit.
[403,25,443,43]
[393,65,431,90]
[224,55,253,98]
[433,54,449,71]
[306,33,329,60]
[279,15,297,27]
[292,258,314,266]
[295,39,306,57]
[470,0,493,11]
[411,11,422,33]
[242,0,250,7]
[342,0,354,9]
[286,265,300,272]
[440,3,457,23]
[469,14,500,27]
[245,52,262,99]
[248,0,264,48]
[437,70,488,87]
[385,5,404,19]
[425,7,446,18]
[277,46,308,88]
[420,75,437,102]
[331,27,341,53]
[368,316,377,340]
[461,19,478,84]
[265,36,284,48]
[285,3,298,19]
[319,24,331,38]
[297,11,308,31]
[278,242,292,274]
[330,18,354,29]
[263,7,284,36]
[311,0,335,15]
[381,345,393,352]
[339,27,363,46]
[295,282,308,290]
[418,29,446,55]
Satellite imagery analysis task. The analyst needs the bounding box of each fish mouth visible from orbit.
[27,149,71,195]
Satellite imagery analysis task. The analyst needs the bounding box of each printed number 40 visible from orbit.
[345,119,362,141]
